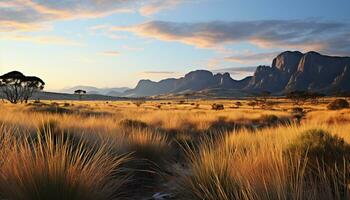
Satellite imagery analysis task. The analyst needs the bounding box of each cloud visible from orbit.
[141,71,176,75]
[139,0,184,16]
[0,0,187,32]
[101,51,120,56]
[112,20,350,55]
[1,34,82,45]
[224,51,281,63]
[212,66,257,79]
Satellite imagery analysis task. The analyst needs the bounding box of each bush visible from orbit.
[260,114,279,124]
[133,100,145,108]
[119,119,149,129]
[285,129,350,168]
[327,99,349,110]
[211,104,224,111]
[291,107,304,114]
[284,129,350,197]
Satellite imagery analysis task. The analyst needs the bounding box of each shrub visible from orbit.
[260,114,279,124]
[133,100,145,108]
[119,119,149,129]
[247,101,257,109]
[211,103,224,111]
[285,129,350,168]
[235,101,242,108]
[284,129,350,197]
[178,100,185,104]
[291,107,304,114]
[327,99,349,110]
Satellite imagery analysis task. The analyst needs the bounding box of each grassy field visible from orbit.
[0,98,349,199]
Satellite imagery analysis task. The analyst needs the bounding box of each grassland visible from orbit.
[0,98,349,199]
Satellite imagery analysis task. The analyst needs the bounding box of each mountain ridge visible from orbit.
[124,51,350,97]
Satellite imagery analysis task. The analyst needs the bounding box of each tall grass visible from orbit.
[0,127,130,200]
[175,123,350,200]
[0,100,349,199]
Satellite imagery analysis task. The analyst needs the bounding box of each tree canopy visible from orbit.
[0,71,45,104]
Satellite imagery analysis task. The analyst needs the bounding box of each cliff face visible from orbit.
[246,51,350,93]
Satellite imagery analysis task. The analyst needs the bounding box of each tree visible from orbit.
[249,91,271,109]
[308,92,325,105]
[234,101,242,108]
[247,101,257,110]
[0,71,45,104]
[286,91,309,106]
[133,100,145,107]
[74,89,86,100]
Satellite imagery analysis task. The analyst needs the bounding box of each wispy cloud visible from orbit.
[212,66,257,79]
[224,51,281,63]
[0,0,188,32]
[141,71,176,75]
[101,51,120,56]
[139,0,184,16]
[1,34,82,46]
[112,20,350,55]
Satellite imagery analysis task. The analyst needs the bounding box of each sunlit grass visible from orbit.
[0,98,349,199]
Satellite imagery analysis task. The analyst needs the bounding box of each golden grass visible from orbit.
[0,98,349,199]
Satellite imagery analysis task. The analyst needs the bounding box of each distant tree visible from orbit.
[247,101,257,110]
[249,91,271,109]
[308,92,325,105]
[74,89,86,100]
[0,71,45,104]
[259,91,271,109]
[286,91,309,106]
[234,101,242,108]
[133,100,145,107]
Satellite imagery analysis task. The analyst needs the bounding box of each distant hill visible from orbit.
[123,70,251,97]
[124,51,350,97]
[60,86,130,97]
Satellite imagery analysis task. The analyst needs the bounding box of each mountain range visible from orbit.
[62,51,350,98]
[59,86,130,97]
[122,51,350,97]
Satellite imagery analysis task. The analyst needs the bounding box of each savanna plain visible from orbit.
[0,97,350,200]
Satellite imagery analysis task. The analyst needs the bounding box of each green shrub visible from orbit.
[327,99,349,110]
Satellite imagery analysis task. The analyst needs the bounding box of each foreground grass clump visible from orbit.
[175,125,350,200]
[285,129,350,167]
[0,129,130,200]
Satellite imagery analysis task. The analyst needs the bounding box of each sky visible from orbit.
[1,0,350,91]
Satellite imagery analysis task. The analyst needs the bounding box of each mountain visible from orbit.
[124,51,350,97]
[60,86,130,97]
[123,70,251,97]
[245,51,350,93]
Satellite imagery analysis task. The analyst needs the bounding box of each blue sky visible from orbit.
[1,0,349,91]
